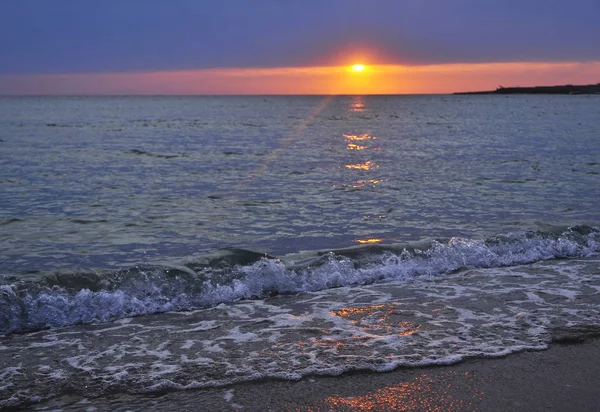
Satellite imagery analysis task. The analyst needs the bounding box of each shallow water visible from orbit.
[0,95,599,407]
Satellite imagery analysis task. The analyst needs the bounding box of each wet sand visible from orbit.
[29,338,600,411]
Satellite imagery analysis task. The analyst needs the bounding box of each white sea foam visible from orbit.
[48,369,68,380]
[177,320,220,333]
[180,340,195,350]
[2,259,600,408]
[148,363,180,377]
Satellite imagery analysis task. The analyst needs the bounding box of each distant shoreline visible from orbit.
[455,83,600,95]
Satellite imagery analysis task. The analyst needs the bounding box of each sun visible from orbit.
[352,64,365,72]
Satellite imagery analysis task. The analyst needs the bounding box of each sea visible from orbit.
[0,94,599,409]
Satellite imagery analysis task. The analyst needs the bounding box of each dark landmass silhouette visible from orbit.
[455,83,600,95]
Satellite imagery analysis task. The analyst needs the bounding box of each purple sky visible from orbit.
[1,0,599,75]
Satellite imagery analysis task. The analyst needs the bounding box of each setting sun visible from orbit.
[352,64,365,72]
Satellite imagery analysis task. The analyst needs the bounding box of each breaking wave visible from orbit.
[1,225,598,335]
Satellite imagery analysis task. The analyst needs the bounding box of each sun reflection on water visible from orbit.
[315,372,482,411]
[343,131,379,155]
[354,238,384,244]
[331,304,421,336]
[346,143,368,151]
[345,161,378,171]
[343,133,376,141]
[352,179,386,188]
[349,96,367,113]
[295,335,349,353]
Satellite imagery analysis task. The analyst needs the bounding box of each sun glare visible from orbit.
[352,64,365,72]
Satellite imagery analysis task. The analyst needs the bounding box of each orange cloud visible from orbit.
[1,61,598,95]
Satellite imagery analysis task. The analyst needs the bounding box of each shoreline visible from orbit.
[29,337,600,411]
[454,83,600,95]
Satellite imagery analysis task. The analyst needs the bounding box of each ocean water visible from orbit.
[0,95,599,408]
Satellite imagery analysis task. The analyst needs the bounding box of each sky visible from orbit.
[0,0,598,94]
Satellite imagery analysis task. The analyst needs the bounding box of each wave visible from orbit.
[1,225,598,335]
[129,148,187,159]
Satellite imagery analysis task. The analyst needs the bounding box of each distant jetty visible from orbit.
[455,83,600,95]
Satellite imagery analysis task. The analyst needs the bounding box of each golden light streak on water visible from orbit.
[347,143,368,151]
[288,370,484,411]
[352,179,386,189]
[349,96,367,112]
[344,161,377,171]
[322,372,481,411]
[354,238,384,244]
[333,304,387,317]
[237,95,335,192]
[343,133,375,141]
[331,304,421,335]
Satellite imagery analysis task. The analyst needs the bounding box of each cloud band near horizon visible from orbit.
[1,61,598,95]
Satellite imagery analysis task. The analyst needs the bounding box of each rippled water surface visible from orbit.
[2,95,599,272]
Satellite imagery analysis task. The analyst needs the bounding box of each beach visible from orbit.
[27,337,600,411]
